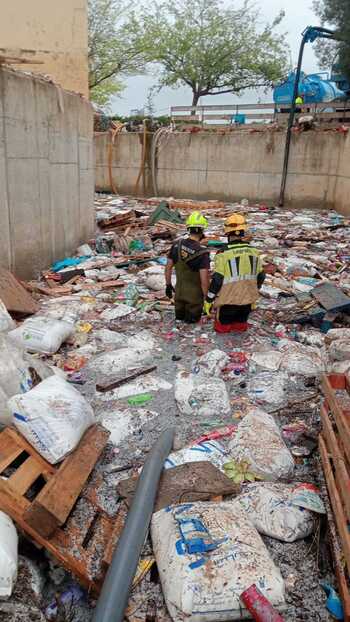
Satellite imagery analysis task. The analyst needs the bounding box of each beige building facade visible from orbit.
[0,0,89,97]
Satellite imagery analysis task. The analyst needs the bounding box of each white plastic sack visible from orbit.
[0,336,34,426]
[279,341,325,376]
[228,409,294,481]
[94,329,127,347]
[0,299,15,333]
[328,339,350,362]
[100,304,135,320]
[8,376,94,464]
[87,346,151,378]
[165,440,228,471]
[194,349,229,376]
[9,316,74,354]
[97,376,172,402]
[175,371,230,417]
[325,328,350,344]
[151,501,285,622]
[101,408,159,445]
[0,511,18,597]
[250,351,283,372]
[247,371,288,407]
[233,483,315,542]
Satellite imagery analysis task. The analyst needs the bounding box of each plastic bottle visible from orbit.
[240,584,285,621]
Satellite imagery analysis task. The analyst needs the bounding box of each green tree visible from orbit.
[313,0,350,81]
[134,0,288,107]
[88,0,146,108]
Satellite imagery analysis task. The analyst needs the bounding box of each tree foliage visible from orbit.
[133,0,288,106]
[313,0,350,80]
[88,0,146,107]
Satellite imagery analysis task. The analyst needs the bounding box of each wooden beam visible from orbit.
[322,375,350,463]
[320,404,350,521]
[319,435,350,572]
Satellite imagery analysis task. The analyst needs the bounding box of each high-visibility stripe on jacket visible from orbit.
[213,243,263,308]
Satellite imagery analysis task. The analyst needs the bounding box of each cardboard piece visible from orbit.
[0,268,38,315]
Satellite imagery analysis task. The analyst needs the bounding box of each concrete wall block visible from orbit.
[79,168,95,243]
[79,137,94,170]
[49,91,79,164]
[6,159,43,278]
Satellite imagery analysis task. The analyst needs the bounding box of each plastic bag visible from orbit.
[101,408,159,446]
[165,440,228,471]
[151,501,285,622]
[87,346,151,378]
[0,336,34,425]
[328,339,350,362]
[8,376,94,464]
[279,341,325,376]
[175,371,231,417]
[9,316,74,354]
[100,304,135,320]
[0,299,15,333]
[194,349,229,376]
[233,483,315,542]
[228,409,294,481]
[0,511,18,597]
[250,351,283,372]
[247,371,288,407]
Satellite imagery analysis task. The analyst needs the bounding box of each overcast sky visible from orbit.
[111,0,321,115]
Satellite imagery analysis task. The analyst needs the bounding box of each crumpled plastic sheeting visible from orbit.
[175,370,231,417]
[228,409,294,481]
[232,482,315,542]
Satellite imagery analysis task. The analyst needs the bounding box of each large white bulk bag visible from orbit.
[151,501,285,622]
[228,409,294,481]
[8,376,94,464]
[9,316,74,354]
[0,511,18,597]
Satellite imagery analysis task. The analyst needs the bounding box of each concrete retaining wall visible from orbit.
[0,67,94,279]
[95,130,350,216]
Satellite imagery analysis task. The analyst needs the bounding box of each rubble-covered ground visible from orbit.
[4,194,350,621]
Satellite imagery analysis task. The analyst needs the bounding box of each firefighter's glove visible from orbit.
[165,284,175,299]
[203,301,213,316]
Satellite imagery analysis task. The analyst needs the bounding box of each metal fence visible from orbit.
[170,102,350,126]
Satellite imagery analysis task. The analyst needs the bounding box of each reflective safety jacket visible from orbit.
[208,242,264,308]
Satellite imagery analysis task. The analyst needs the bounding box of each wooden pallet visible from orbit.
[0,425,126,594]
[320,373,350,621]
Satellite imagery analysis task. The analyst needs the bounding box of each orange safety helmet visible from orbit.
[224,213,247,235]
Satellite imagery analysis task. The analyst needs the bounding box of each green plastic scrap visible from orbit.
[148,201,183,225]
[127,393,153,406]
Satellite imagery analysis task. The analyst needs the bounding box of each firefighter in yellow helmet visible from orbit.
[203,213,265,333]
[165,211,210,323]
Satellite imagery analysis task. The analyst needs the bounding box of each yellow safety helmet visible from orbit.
[186,211,208,230]
[224,213,247,235]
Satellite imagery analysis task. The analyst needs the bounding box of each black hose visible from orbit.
[92,427,175,622]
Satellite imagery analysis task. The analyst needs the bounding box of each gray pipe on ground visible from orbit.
[92,427,175,622]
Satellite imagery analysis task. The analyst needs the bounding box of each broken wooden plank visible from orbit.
[0,268,38,315]
[118,461,240,512]
[322,375,350,463]
[8,456,46,496]
[96,365,157,392]
[312,283,350,313]
[320,404,350,521]
[319,435,350,572]
[24,425,110,537]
